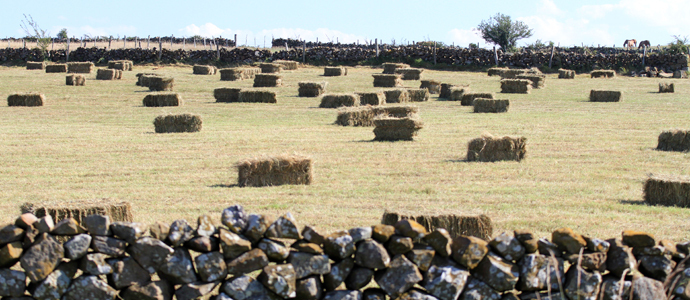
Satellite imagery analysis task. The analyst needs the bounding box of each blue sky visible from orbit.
[3,0,689,48]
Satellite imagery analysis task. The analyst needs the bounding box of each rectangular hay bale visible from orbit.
[373,74,403,87]
[143,93,183,107]
[395,68,423,80]
[373,116,423,141]
[45,64,67,73]
[236,155,313,187]
[473,98,509,113]
[516,74,546,88]
[384,89,410,103]
[589,90,622,102]
[467,133,526,162]
[644,174,690,208]
[382,63,410,74]
[420,80,441,94]
[108,60,133,71]
[501,79,532,94]
[260,63,283,74]
[320,93,359,108]
[136,73,158,86]
[253,74,283,87]
[96,68,122,80]
[220,68,260,81]
[381,211,493,240]
[591,70,616,78]
[298,82,327,97]
[8,93,44,107]
[238,90,277,103]
[449,87,470,101]
[657,130,690,152]
[214,88,242,103]
[356,92,386,106]
[558,69,575,79]
[407,88,429,102]
[27,61,45,70]
[20,199,133,224]
[153,113,202,133]
[439,83,456,99]
[461,92,494,106]
[67,62,94,74]
[500,69,528,79]
[193,65,216,75]
[324,66,347,76]
[66,74,85,86]
[488,67,508,76]
[274,60,299,70]
[336,105,419,127]
[148,77,175,91]
[659,83,674,93]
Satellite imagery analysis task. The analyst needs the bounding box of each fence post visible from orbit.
[285,41,289,51]
[433,42,437,65]
[193,37,196,48]
[216,39,220,60]
[123,36,126,48]
[642,46,647,67]
[22,39,25,48]
[183,37,185,49]
[303,41,306,63]
[549,45,555,68]
[171,35,174,48]
[147,36,150,49]
[494,46,499,66]
[66,38,70,62]
[135,37,138,48]
[51,38,54,50]
[158,37,163,61]
[203,38,206,48]
[375,39,379,57]
[234,34,237,48]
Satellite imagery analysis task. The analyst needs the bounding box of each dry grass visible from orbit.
[0,65,689,242]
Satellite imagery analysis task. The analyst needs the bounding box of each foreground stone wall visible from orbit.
[0,205,686,299]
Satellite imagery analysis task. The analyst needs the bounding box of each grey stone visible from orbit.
[672,268,690,300]
[363,288,387,300]
[265,212,301,240]
[551,227,586,255]
[244,214,272,243]
[221,205,248,234]
[424,228,452,257]
[473,252,519,292]
[563,266,602,300]
[424,264,469,300]
[451,235,489,269]
[106,257,151,290]
[537,238,561,257]
[324,257,354,291]
[63,233,91,260]
[565,252,607,272]
[83,214,110,236]
[20,233,63,282]
[0,225,24,245]
[638,254,675,282]
[606,239,637,278]
[258,264,297,298]
[323,290,363,300]
[296,276,322,300]
[405,246,435,272]
[399,290,439,300]
[622,230,656,248]
[324,231,356,260]
[22,225,39,249]
[0,241,23,268]
[81,253,113,275]
[91,235,127,257]
[355,239,390,269]
[489,232,525,262]
[219,228,252,260]
[372,224,395,243]
[195,251,227,282]
[35,215,55,234]
[375,255,423,299]
[221,275,281,300]
[215,293,234,300]
[15,213,37,229]
[632,245,668,257]
[196,214,217,237]
[0,269,26,297]
[349,227,372,243]
[226,248,269,276]
[185,235,220,253]
[28,261,78,300]
[514,230,538,254]
[167,219,194,247]
[51,218,85,236]
[394,219,428,240]
[148,221,169,241]
[175,281,220,300]
[517,253,564,292]
[287,251,330,279]
[128,237,174,274]
[302,225,325,245]
[600,275,631,300]
[157,247,197,284]
[62,275,117,300]
[291,240,323,254]
[631,276,665,300]
[518,291,566,300]
[120,280,173,300]
[585,236,610,253]
[387,235,414,256]
[345,267,374,290]
[257,238,290,262]
[110,222,148,244]
[459,277,501,300]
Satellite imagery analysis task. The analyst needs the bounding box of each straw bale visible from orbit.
[260,63,283,74]
[558,69,575,79]
[488,67,508,76]
[381,211,493,240]
[461,92,494,106]
[214,88,242,103]
[319,93,359,108]
[516,74,545,89]
[473,99,509,113]
[96,68,122,80]
[501,79,532,94]
[419,80,441,94]
[238,90,277,103]
[193,65,216,75]
[591,70,616,78]
[298,81,327,97]
[373,74,403,87]
[449,87,470,101]
[143,93,183,107]
[67,62,94,74]
[467,133,527,162]
[644,174,690,208]
[153,113,202,133]
[659,83,674,93]
[136,73,158,86]
[373,116,423,141]
[407,88,430,102]
[45,64,67,73]
[220,68,260,81]
[324,66,347,76]
[274,60,299,70]
[7,93,44,107]
[236,155,312,187]
[356,91,385,106]
[27,61,45,70]
[382,63,410,74]
[335,105,418,126]
[439,83,456,99]
[148,77,175,91]
[253,74,283,87]
[65,74,85,86]
[384,89,410,103]
[20,199,133,224]
[374,105,418,118]
[108,60,133,71]
[657,130,690,152]
[589,90,622,102]
[394,68,423,80]
[500,69,528,79]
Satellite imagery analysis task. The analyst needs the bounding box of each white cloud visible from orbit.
[180,23,224,37]
[519,15,615,47]
[619,0,690,31]
[448,29,483,48]
[538,0,562,16]
[577,4,618,19]
[50,25,136,38]
[178,23,368,46]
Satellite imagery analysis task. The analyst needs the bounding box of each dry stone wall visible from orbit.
[0,205,687,300]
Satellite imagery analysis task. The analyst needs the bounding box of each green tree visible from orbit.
[20,14,51,56]
[57,28,68,40]
[667,35,689,54]
[476,13,533,52]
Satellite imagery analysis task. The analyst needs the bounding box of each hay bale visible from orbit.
[66,74,85,86]
[381,211,493,241]
[108,60,133,71]
[320,93,359,108]
[274,60,299,70]
[356,92,386,106]
[214,88,242,103]
[449,87,470,101]
[324,66,347,76]
[193,65,216,75]
[253,74,283,87]
[298,82,327,97]
[335,105,419,127]
[439,83,456,99]
[657,130,690,152]
[558,69,576,79]
[419,80,441,94]
[500,69,528,79]
[219,68,260,81]
[236,155,312,187]
[67,62,94,74]
[375,105,418,118]
[382,63,410,74]
[27,61,45,70]
[395,68,423,80]
[373,74,403,88]
[407,88,430,102]
[501,79,532,94]
[143,93,183,107]
[461,92,494,106]
[473,99,509,113]
[373,116,423,141]
[384,89,410,103]
[238,90,277,103]
[516,74,545,89]
[259,63,283,74]
[20,200,133,225]
[7,93,44,107]
[644,174,690,208]
[136,73,158,86]
[659,83,675,93]
[153,113,202,133]
[590,90,622,102]
[96,68,122,80]
[591,70,616,78]
[488,67,508,76]
[467,133,527,162]
[148,77,175,91]
[45,64,67,73]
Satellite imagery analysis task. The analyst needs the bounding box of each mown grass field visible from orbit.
[1,64,689,241]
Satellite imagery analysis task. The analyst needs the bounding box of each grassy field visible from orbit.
[1,64,689,242]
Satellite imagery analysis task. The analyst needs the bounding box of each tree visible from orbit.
[476,13,533,52]
[20,14,51,56]
[57,28,68,40]
[667,35,689,54]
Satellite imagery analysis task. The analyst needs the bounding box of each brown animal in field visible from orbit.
[638,40,651,49]
[624,39,637,49]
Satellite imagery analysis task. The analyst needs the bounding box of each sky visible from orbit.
[2,0,689,48]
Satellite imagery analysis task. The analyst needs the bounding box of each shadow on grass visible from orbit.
[444,158,469,163]
[619,199,647,206]
[209,184,239,188]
